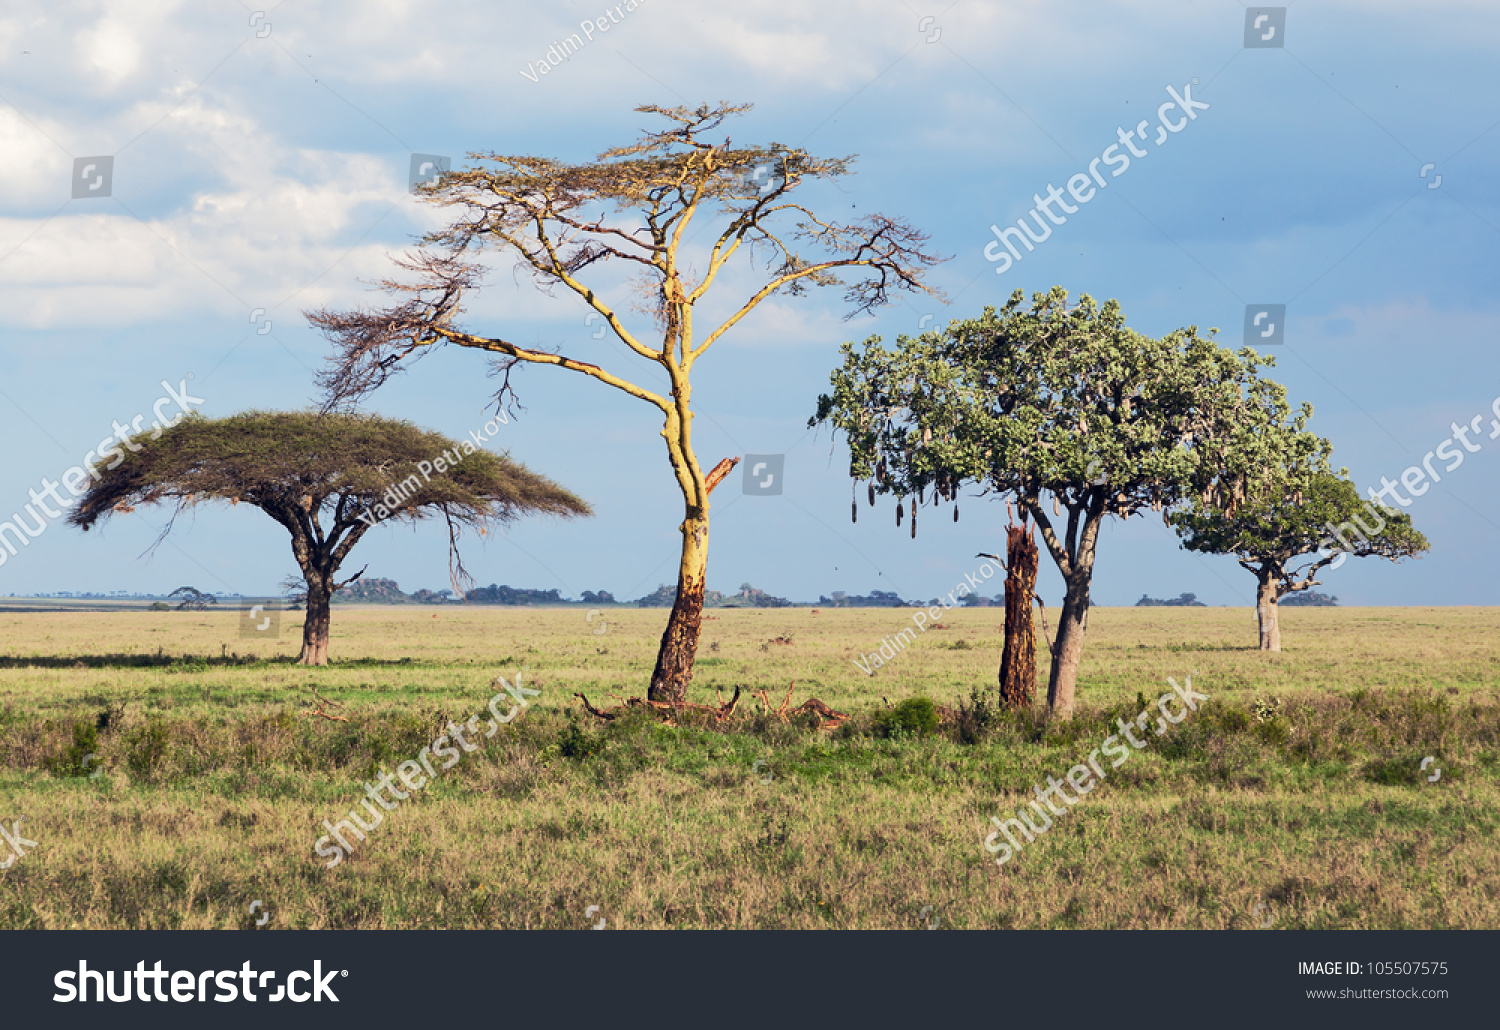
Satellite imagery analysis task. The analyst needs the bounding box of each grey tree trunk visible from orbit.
[1255,572,1282,652]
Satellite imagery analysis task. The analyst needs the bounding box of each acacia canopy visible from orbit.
[1172,469,1428,650]
[68,410,590,663]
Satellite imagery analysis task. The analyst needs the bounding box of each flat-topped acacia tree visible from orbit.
[308,101,943,703]
[67,411,590,665]
[1172,469,1428,650]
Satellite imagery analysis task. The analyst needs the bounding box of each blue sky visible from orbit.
[1,0,1497,607]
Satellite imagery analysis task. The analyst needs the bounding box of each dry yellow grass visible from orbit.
[0,604,1495,929]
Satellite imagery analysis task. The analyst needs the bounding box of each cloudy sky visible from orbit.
[2,0,1497,608]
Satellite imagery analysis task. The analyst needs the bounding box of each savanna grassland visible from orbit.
[0,603,1496,930]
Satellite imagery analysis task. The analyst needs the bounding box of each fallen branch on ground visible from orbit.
[300,690,349,722]
[574,685,742,726]
[574,682,848,730]
[753,681,850,730]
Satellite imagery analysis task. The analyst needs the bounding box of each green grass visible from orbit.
[0,605,1496,929]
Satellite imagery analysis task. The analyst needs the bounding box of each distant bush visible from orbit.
[873,697,939,739]
[124,716,171,779]
[45,721,99,778]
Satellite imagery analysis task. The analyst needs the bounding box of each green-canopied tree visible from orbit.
[1171,469,1428,650]
[812,287,1292,719]
[67,411,590,664]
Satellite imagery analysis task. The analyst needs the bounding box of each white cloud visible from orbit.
[76,11,144,87]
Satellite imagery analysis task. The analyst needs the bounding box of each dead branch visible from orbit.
[704,456,741,494]
[575,685,742,725]
[300,690,349,722]
[753,681,848,729]
[575,677,845,731]
[753,681,798,718]
[787,698,850,729]
[575,692,619,721]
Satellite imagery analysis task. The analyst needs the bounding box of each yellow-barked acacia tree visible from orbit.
[308,102,943,703]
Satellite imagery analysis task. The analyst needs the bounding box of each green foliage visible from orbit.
[811,287,1292,538]
[169,586,217,611]
[873,697,939,739]
[555,722,608,761]
[45,721,100,778]
[68,410,591,535]
[1281,591,1338,607]
[1252,696,1284,722]
[67,411,591,663]
[809,287,1310,712]
[466,583,565,605]
[334,577,410,604]
[124,716,171,779]
[1136,593,1205,607]
[1172,471,1429,597]
[1363,753,1462,786]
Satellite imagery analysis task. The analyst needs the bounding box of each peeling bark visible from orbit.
[998,523,1038,709]
[647,516,708,703]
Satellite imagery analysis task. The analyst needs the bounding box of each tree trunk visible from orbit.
[998,523,1038,709]
[299,572,332,666]
[647,514,708,703]
[1255,572,1281,652]
[1045,573,1090,720]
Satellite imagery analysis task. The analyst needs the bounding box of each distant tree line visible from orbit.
[1135,592,1206,607]
[633,582,791,608]
[1279,590,1338,607]
[818,589,906,608]
[328,578,612,606]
